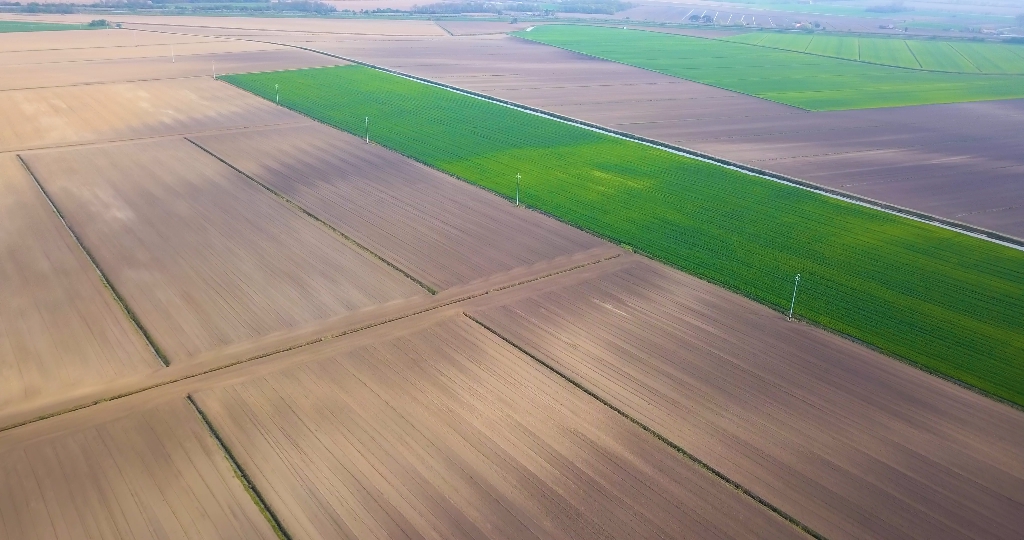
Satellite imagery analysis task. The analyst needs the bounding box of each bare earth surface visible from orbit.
[193,315,802,540]
[471,259,1024,540]
[0,155,159,416]
[23,138,426,363]
[0,78,301,152]
[0,26,345,91]
[191,123,607,290]
[0,398,278,540]
[294,34,1024,238]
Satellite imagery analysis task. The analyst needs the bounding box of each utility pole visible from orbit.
[516,173,521,206]
[212,62,216,78]
[365,117,369,144]
[788,274,801,321]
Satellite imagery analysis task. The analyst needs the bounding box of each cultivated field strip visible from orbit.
[192,315,802,540]
[191,123,607,290]
[470,260,1024,540]
[23,138,426,363]
[119,16,449,36]
[0,398,278,539]
[0,38,286,67]
[0,26,222,53]
[0,155,158,414]
[0,78,299,152]
[1,49,345,92]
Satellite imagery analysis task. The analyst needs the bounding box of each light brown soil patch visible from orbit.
[191,123,607,290]
[0,398,277,539]
[0,28,221,53]
[0,78,300,152]
[193,315,802,539]
[471,259,1024,540]
[0,38,286,66]
[22,138,426,363]
[1,49,344,91]
[0,155,159,415]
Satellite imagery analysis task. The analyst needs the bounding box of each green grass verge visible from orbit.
[222,64,1024,406]
[513,25,1024,110]
[0,20,94,32]
[727,33,1024,74]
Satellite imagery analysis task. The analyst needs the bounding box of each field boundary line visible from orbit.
[0,250,619,434]
[16,155,170,367]
[947,42,982,73]
[186,396,293,540]
[434,21,455,36]
[185,137,439,294]
[904,40,924,69]
[5,120,309,156]
[465,314,828,540]
[0,74,228,93]
[265,47,1024,251]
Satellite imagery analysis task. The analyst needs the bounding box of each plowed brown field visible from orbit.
[0,155,158,415]
[0,398,277,539]
[22,138,426,363]
[0,78,299,152]
[2,49,344,91]
[470,259,1024,540]
[191,123,607,290]
[0,38,284,66]
[192,315,802,540]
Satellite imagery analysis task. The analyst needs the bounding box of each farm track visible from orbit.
[190,315,804,539]
[0,246,623,433]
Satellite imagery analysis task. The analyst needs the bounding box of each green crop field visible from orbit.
[0,20,92,33]
[222,65,1024,407]
[515,25,1024,110]
[728,31,1024,74]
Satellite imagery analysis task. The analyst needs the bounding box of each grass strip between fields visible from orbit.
[222,64,1024,408]
[512,25,1024,110]
[187,396,293,540]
